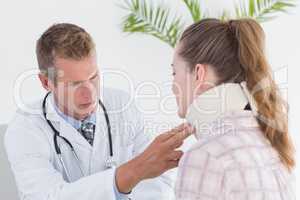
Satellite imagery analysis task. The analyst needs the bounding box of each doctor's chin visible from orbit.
[0,0,298,200]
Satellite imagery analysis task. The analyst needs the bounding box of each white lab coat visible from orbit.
[4,88,175,200]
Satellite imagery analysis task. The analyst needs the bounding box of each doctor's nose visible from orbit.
[77,83,96,100]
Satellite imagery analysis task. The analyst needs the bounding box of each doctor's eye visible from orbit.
[172,72,176,76]
[90,73,99,80]
[68,81,83,87]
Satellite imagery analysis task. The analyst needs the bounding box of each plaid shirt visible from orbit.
[175,111,295,200]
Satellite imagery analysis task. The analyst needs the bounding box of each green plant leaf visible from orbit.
[235,0,296,22]
[182,0,206,22]
[249,0,256,16]
[121,0,184,47]
[119,0,296,48]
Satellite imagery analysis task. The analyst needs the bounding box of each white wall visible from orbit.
[0,0,299,197]
[0,0,299,124]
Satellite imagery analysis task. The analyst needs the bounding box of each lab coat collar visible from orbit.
[44,93,105,150]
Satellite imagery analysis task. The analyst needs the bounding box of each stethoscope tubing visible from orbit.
[42,92,114,180]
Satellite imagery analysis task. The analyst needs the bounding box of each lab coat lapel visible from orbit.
[88,104,109,172]
[92,103,106,149]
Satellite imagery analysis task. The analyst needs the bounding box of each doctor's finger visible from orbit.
[164,126,194,148]
[166,150,184,161]
[166,160,180,169]
[169,123,189,134]
[156,123,188,142]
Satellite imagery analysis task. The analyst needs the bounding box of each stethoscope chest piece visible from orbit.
[105,156,117,169]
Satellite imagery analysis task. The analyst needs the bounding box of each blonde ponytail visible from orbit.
[232,19,295,171]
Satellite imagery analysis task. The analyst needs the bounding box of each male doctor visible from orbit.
[4,23,193,200]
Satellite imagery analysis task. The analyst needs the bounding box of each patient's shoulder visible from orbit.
[176,147,225,199]
[185,126,274,171]
[179,146,224,170]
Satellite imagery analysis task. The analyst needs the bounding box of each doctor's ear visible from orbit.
[38,73,53,91]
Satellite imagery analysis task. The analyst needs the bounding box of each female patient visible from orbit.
[172,18,295,199]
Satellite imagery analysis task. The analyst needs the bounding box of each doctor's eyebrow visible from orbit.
[88,71,99,80]
[68,71,99,85]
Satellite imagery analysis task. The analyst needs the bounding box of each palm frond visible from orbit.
[235,0,296,22]
[119,0,296,48]
[121,0,184,48]
[182,0,206,22]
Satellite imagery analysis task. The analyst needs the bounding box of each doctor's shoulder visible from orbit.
[10,97,45,122]
[4,98,51,160]
[7,97,45,125]
[5,97,48,136]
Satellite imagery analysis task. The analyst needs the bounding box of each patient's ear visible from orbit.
[192,64,209,96]
[194,64,206,84]
[38,73,52,91]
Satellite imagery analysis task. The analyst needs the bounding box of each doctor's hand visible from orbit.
[115,123,194,194]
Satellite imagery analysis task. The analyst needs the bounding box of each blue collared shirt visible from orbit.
[53,104,96,131]
[53,103,128,200]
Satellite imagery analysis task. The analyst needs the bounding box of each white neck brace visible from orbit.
[186,82,258,139]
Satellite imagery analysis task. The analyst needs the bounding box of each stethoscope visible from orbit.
[42,92,116,181]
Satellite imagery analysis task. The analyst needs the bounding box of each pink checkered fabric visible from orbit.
[175,111,295,200]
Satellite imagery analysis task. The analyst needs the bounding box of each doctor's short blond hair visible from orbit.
[36,23,95,82]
